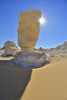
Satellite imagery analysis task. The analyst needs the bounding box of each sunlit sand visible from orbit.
[20,59,67,100]
[0,56,67,100]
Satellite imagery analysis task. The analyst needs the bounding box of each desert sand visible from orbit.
[20,58,67,100]
[0,56,67,100]
[0,57,32,100]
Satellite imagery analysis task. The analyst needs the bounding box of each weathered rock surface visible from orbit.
[17,9,41,50]
[63,42,67,46]
[0,49,5,56]
[8,9,49,68]
[3,41,17,49]
[11,51,49,68]
[44,42,67,62]
[0,47,1,51]
[3,47,20,56]
[2,41,21,56]
[39,47,43,51]
[54,41,67,50]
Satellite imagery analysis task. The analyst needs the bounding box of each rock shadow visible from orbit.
[0,60,32,100]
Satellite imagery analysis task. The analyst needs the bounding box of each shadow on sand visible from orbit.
[0,60,32,100]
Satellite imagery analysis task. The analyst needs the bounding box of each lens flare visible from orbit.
[39,17,46,25]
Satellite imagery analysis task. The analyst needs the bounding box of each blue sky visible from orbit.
[0,0,67,48]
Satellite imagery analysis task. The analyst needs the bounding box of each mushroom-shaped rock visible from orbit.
[2,41,21,56]
[10,9,49,68]
[3,41,17,49]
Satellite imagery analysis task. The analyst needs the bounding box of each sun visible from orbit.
[39,17,46,25]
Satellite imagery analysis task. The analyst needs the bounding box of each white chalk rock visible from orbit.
[11,51,49,68]
[3,47,20,56]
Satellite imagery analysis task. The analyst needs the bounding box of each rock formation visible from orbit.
[3,47,20,56]
[17,9,41,50]
[63,42,67,46]
[55,41,67,50]
[3,41,17,49]
[39,47,43,51]
[11,51,49,68]
[10,9,49,68]
[2,41,20,56]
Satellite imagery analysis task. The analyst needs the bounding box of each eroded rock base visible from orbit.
[10,51,49,68]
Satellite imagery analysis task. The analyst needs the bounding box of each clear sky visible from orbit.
[0,0,67,49]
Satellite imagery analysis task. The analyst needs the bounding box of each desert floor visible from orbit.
[0,57,67,100]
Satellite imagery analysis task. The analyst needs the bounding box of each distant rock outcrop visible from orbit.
[45,41,67,62]
[55,46,61,50]
[39,47,43,51]
[3,41,17,49]
[2,41,20,56]
[17,9,41,50]
[55,41,67,50]
[63,42,67,46]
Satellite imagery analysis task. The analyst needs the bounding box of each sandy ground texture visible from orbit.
[20,59,67,100]
[0,57,67,100]
[0,57,32,100]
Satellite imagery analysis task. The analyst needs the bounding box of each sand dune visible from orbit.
[20,59,67,100]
